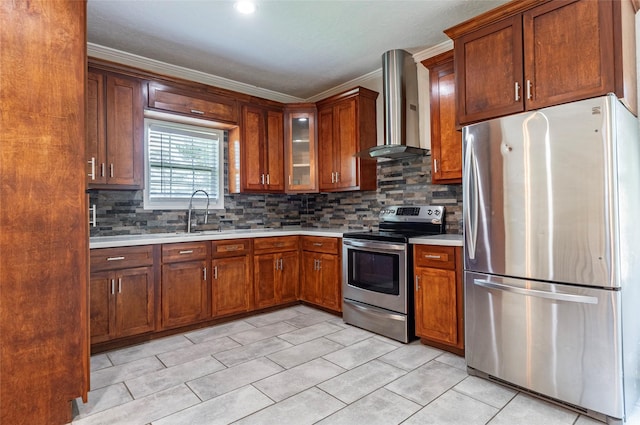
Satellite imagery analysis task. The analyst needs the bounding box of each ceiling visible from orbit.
[87,0,509,101]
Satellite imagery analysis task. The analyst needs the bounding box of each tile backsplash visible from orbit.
[89,154,462,237]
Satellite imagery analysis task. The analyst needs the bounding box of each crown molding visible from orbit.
[412,40,454,63]
[304,68,382,103]
[87,43,305,104]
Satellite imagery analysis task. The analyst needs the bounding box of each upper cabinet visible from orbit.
[285,104,318,193]
[316,87,378,192]
[236,104,285,193]
[87,69,144,189]
[147,81,238,124]
[421,51,461,185]
[445,0,638,125]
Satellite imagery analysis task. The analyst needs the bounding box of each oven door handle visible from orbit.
[343,239,406,252]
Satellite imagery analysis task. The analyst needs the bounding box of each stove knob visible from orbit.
[427,209,433,215]
[434,210,441,216]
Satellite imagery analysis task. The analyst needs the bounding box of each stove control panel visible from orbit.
[379,205,445,223]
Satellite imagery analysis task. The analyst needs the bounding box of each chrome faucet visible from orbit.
[187,189,210,233]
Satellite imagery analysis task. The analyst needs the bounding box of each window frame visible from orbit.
[143,117,225,211]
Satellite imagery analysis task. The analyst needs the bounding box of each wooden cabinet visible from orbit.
[446,0,637,125]
[238,104,285,193]
[90,246,156,344]
[211,239,253,317]
[87,69,144,188]
[316,87,378,192]
[421,51,461,184]
[300,236,341,312]
[413,244,463,355]
[161,242,210,329]
[253,236,299,308]
[285,104,318,193]
[147,81,238,124]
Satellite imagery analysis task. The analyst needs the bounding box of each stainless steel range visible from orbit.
[342,205,445,343]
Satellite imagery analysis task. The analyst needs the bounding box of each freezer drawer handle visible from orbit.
[473,279,598,304]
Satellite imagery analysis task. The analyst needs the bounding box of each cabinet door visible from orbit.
[455,15,524,124]
[334,98,358,189]
[161,260,209,329]
[115,266,155,338]
[414,267,458,346]
[89,271,114,344]
[87,71,106,185]
[254,253,277,308]
[278,250,299,304]
[319,253,341,312]
[265,109,285,191]
[242,105,266,191]
[213,255,252,317]
[105,75,143,187]
[300,251,321,304]
[425,53,462,184]
[317,107,337,190]
[523,0,615,110]
[286,109,317,193]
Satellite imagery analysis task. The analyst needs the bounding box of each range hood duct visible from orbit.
[358,49,429,160]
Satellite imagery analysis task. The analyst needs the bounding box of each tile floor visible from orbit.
[70,305,605,425]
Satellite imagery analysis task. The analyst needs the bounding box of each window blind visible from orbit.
[147,121,221,201]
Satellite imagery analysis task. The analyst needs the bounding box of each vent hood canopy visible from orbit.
[357,49,429,160]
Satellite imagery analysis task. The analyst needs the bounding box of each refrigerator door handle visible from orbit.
[473,279,599,304]
[464,140,479,259]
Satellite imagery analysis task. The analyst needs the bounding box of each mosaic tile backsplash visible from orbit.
[89,154,462,237]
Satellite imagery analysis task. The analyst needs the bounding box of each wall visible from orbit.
[90,142,462,236]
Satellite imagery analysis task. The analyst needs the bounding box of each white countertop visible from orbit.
[90,228,464,249]
[409,234,464,246]
[90,228,347,249]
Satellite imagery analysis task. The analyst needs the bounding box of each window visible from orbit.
[143,118,224,210]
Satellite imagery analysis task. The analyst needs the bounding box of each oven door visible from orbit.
[342,238,407,314]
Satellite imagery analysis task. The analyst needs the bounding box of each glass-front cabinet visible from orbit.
[285,104,317,193]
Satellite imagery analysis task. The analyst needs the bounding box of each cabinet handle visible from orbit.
[179,250,194,254]
[274,242,285,247]
[261,174,265,185]
[190,109,205,115]
[317,259,321,270]
[100,162,106,178]
[89,204,97,228]
[514,81,520,102]
[312,242,323,247]
[289,175,292,185]
[433,159,438,174]
[313,259,318,271]
[88,157,96,180]
[106,256,125,261]
[526,80,532,100]
[266,174,270,185]
[424,254,442,259]
[331,172,335,183]
[415,276,420,292]
[335,172,340,183]
[110,163,114,178]
[111,279,115,295]
[118,278,122,294]
[222,244,243,251]
[214,265,218,280]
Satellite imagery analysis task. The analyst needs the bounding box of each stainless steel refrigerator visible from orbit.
[463,94,640,424]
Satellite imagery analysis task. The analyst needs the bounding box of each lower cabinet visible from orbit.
[161,242,210,329]
[300,236,341,312]
[90,246,156,344]
[253,237,300,309]
[212,239,253,317]
[414,244,464,354]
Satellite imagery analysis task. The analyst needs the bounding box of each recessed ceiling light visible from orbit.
[234,1,256,14]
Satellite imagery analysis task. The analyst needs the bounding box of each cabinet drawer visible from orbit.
[253,236,299,254]
[301,236,339,254]
[148,82,238,124]
[91,245,154,271]
[162,242,208,263]
[211,239,252,258]
[414,245,456,270]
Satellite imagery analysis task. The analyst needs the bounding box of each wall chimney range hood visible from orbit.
[357,49,429,160]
